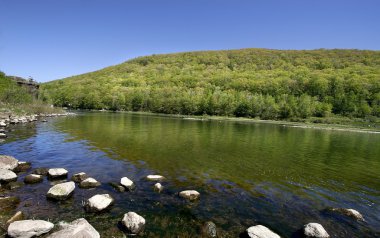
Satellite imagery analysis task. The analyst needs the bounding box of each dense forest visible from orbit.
[41,49,380,121]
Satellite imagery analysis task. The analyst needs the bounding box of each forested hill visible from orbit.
[41,48,380,120]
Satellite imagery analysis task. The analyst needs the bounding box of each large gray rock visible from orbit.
[24,174,43,184]
[179,190,200,201]
[0,155,19,170]
[47,218,99,238]
[48,168,68,178]
[146,175,165,181]
[0,168,18,183]
[331,208,364,221]
[47,181,75,200]
[84,194,114,212]
[79,178,101,188]
[246,225,280,238]
[71,172,88,183]
[304,223,329,238]
[120,177,135,190]
[7,220,54,238]
[121,212,146,234]
[0,121,6,127]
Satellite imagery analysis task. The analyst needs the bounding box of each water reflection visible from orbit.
[0,112,379,237]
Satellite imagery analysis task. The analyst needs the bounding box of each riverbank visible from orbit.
[93,110,380,134]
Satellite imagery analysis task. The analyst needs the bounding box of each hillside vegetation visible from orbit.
[0,71,33,104]
[41,49,380,121]
[0,71,60,116]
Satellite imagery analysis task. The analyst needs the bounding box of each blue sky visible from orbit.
[0,0,379,82]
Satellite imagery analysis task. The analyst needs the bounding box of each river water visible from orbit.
[1,112,379,237]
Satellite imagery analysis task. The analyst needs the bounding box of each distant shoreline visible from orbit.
[87,110,380,134]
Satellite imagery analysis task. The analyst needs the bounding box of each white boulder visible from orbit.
[0,168,18,183]
[79,178,101,188]
[120,177,135,190]
[7,220,54,238]
[121,212,146,234]
[332,208,364,221]
[47,218,99,238]
[0,155,19,170]
[179,190,200,201]
[48,168,68,178]
[246,225,280,238]
[154,183,163,193]
[47,181,75,200]
[146,175,165,181]
[84,194,114,212]
[0,133,6,138]
[304,223,329,238]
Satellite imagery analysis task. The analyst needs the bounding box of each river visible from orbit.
[1,112,379,237]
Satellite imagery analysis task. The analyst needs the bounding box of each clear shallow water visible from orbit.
[1,112,380,237]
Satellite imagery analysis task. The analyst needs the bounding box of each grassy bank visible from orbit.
[0,71,63,118]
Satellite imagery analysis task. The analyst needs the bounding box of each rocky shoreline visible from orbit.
[0,112,74,140]
[0,152,366,238]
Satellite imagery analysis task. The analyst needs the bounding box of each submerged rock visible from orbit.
[109,182,126,192]
[331,208,364,221]
[5,181,24,190]
[24,174,43,184]
[47,181,75,200]
[79,178,101,188]
[303,223,329,238]
[0,168,18,183]
[0,155,19,170]
[246,225,280,238]
[84,194,114,212]
[201,221,217,238]
[0,196,20,210]
[6,211,24,228]
[146,175,165,182]
[179,190,200,201]
[71,172,88,183]
[7,220,54,238]
[33,167,49,176]
[120,177,135,190]
[153,183,163,193]
[47,218,100,238]
[121,212,146,235]
[14,162,31,173]
[48,168,68,179]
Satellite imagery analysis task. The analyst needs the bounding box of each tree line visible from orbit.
[40,48,380,120]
